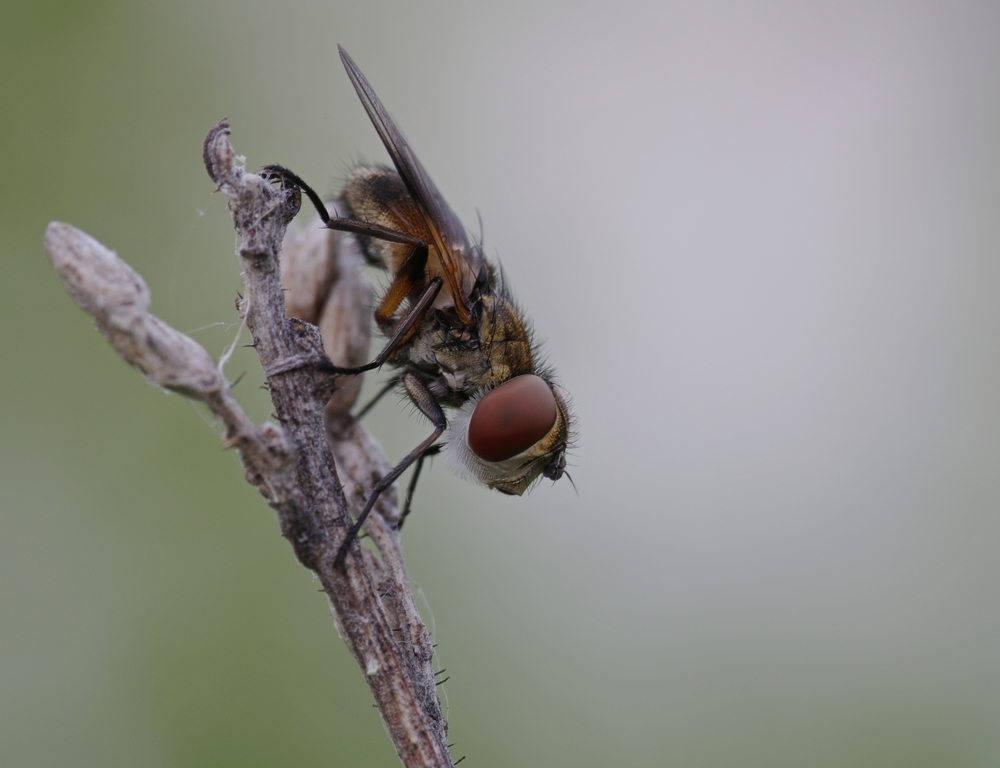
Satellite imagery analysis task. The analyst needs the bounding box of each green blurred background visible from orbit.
[3,1,1000,766]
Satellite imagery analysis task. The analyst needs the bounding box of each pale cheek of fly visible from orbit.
[467,374,557,463]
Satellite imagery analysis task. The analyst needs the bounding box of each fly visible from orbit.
[264,46,573,567]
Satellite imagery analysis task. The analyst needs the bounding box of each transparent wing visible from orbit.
[339,46,481,323]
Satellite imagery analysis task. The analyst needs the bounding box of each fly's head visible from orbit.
[441,373,572,496]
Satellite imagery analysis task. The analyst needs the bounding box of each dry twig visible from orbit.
[43,118,452,768]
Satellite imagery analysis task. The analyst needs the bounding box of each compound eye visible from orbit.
[468,375,557,462]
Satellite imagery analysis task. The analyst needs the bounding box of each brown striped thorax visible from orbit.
[264,47,573,562]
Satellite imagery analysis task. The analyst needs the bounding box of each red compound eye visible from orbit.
[468,375,557,462]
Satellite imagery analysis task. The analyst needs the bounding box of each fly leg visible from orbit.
[332,274,440,375]
[355,388,442,531]
[261,164,442,374]
[336,371,446,567]
[262,164,424,248]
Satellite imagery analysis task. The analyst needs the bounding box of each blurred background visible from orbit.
[3,1,999,765]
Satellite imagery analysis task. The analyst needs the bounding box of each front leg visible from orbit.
[335,371,447,567]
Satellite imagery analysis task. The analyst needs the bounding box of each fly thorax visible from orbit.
[476,295,536,386]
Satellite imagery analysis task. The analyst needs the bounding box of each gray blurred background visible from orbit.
[3,1,999,766]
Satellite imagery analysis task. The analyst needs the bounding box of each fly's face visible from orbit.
[263,46,574,563]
